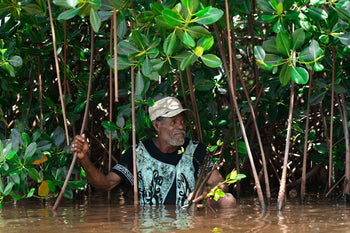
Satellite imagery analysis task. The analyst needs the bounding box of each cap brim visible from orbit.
[161,108,193,118]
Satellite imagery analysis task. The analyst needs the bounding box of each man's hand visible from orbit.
[70,134,90,160]
[187,189,236,208]
[187,190,209,208]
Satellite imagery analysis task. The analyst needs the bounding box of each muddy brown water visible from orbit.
[1,193,350,233]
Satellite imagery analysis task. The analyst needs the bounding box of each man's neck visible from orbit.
[152,138,178,154]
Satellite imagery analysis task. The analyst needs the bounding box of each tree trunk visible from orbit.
[301,69,314,203]
[277,81,295,211]
[224,0,265,209]
[328,47,336,189]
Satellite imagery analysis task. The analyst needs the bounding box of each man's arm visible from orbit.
[71,134,121,191]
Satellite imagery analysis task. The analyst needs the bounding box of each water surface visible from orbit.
[1,194,350,233]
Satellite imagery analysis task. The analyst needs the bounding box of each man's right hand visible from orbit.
[70,134,90,160]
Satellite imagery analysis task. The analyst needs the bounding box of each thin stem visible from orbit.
[301,68,314,203]
[52,26,94,211]
[277,81,295,211]
[46,0,69,145]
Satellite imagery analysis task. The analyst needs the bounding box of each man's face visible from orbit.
[156,114,186,146]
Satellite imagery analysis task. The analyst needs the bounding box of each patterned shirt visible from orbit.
[111,138,206,205]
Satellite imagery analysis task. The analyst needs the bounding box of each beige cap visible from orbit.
[149,97,192,121]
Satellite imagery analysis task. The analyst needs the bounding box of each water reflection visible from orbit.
[135,206,193,232]
[1,195,350,232]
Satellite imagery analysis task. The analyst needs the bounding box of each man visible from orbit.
[71,96,235,208]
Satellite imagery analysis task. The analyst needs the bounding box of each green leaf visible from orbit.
[52,127,65,146]
[299,40,323,63]
[262,13,276,23]
[68,180,88,190]
[149,38,161,49]
[273,18,283,33]
[182,0,199,13]
[136,11,154,24]
[213,189,225,201]
[276,2,283,15]
[57,8,80,20]
[234,0,252,14]
[6,150,16,160]
[187,26,211,38]
[22,133,30,146]
[151,59,165,71]
[234,174,247,182]
[150,3,163,16]
[0,179,4,193]
[90,8,101,32]
[132,30,145,50]
[142,56,152,77]
[183,31,195,47]
[314,62,324,71]
[48,180,56,192]
[108,56,132,70]
[101,121,119,131]
[21,4,44,15]
[263,37,279,54]
[197,36,214,51]
[308,6,328,20]
[327,9,339,30]
[195,79,214,91]
[154,15,175,29]
[279,63,292,86]
[276,31,291,56]
[194,6,211,17]
[201,54,222,68]
[135,71,144,99]
[310,0,326,5]
[292,28,305,51]
[114,115,124,129]
[107,0,129,9]
[53,0,78,8]
[194,46,204,57]
[237,140,247,154]
[24,143,37,161]
[227,169,238,181]
[4,63,15,77]
[338,33,350,47]
[27,187,35,198]
[256,0,276,13]
[195,7,223,25]
[164,32,177,56]
[180,53,194,70]
[265,54,282,70]
[319,35,329,44]
[309,91,326,105]
[9,56,22,67]
[254,46,266,62]
[117,40,140,55]
[90,0,102,10]
[147,47,159,59]
[3,182,14,195]
[9,193,23,200]
[27,167,42,183]
[334,7,350,23]
[163,9,183,27]
[291,66,309,84]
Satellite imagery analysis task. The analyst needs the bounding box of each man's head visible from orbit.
[149,97,191,146]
